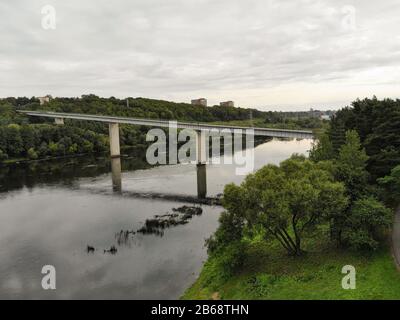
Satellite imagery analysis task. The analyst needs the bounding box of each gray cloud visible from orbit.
[0,0,399,110]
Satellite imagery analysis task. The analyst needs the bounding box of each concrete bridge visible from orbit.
[18,110,314,198]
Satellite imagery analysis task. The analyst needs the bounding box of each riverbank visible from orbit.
[182,234,400,300]
[0,145,147,166]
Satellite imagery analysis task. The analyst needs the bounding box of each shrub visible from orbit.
[0,148,8,161]
[343,197,392,250]
[27,148,38,160]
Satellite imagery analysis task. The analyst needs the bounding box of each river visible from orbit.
[0,138,311,299]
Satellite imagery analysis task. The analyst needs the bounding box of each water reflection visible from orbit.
[111,157,122,193]
[0,147,151,194]
[196,164,207,199]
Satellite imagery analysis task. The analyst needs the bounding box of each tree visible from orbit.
[48,141,59,156]
[0,148,8,161]
[378,164,400,206]
[325,130,370,246]
[331,97,400,179]
[343,197,392,250]
[38,142,49,157]
[336,130,369,201]
[27,148,38,160]
[221,156,348,256]
[328,117,346,154]
[309,133,334,162]
[5,124,23,156]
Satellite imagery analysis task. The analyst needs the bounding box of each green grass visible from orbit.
[182,235,400,300]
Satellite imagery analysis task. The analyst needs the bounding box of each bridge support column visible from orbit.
[196,130,207,164]
[55,118,64,125]
[109,123,120,158]
[196,130,207,198]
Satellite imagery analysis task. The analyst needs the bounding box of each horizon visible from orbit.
[1,1,399,111]
[1,93,375,112]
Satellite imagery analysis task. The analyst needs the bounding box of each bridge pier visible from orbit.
[196,130,207,198]
[196,130,207,164]
[55,118,64,125]
[109,123,120,158]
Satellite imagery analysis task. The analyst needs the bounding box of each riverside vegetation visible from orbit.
[183,97,400,300]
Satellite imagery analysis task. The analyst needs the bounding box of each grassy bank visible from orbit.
[182,234,400,300]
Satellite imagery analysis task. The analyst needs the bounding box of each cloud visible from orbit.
[0,0,399,110]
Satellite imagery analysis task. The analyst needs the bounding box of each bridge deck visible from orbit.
[18,110,314,139]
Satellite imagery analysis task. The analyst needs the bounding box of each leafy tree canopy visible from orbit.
[221,156,348,256]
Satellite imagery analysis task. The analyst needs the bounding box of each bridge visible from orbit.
[18,110,314,198]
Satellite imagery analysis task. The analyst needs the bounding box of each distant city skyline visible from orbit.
[1,0,399,111]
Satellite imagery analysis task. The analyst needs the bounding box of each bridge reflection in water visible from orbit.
[111,157,122,192]
[110,157,208,200]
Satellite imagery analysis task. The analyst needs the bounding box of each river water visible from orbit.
[0,138,311,299]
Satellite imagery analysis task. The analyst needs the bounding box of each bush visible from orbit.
[343,197,392,250]
[209,241,246,281]
[206,211,244,254]
[27,148,38,160]
[0,148,8,161]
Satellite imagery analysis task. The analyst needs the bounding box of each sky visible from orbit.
[0,0,399,111]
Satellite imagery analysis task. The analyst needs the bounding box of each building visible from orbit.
[320,114,331,121]
[191,98,207,107]
[220,101,234,107]
[38,95,52,105]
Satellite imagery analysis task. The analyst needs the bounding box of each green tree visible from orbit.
[68,143,78,154]
[5,124,23,156]
[48,141,59,156]
[309,133,334,162]
[0,148,8,161]
[336,130,369,201]
[331,97,400,179]
[38,142,49,157]
[27,147,38,160]
[82,140,94,153]
[221,157,348,256]
[328,118,346,154]
[378,164,400,205]
[327,130,370,246]
[343,197,392,250]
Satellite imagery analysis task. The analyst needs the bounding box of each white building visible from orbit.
[38,95,52,105]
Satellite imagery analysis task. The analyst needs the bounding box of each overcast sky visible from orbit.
[0,0,399,110]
